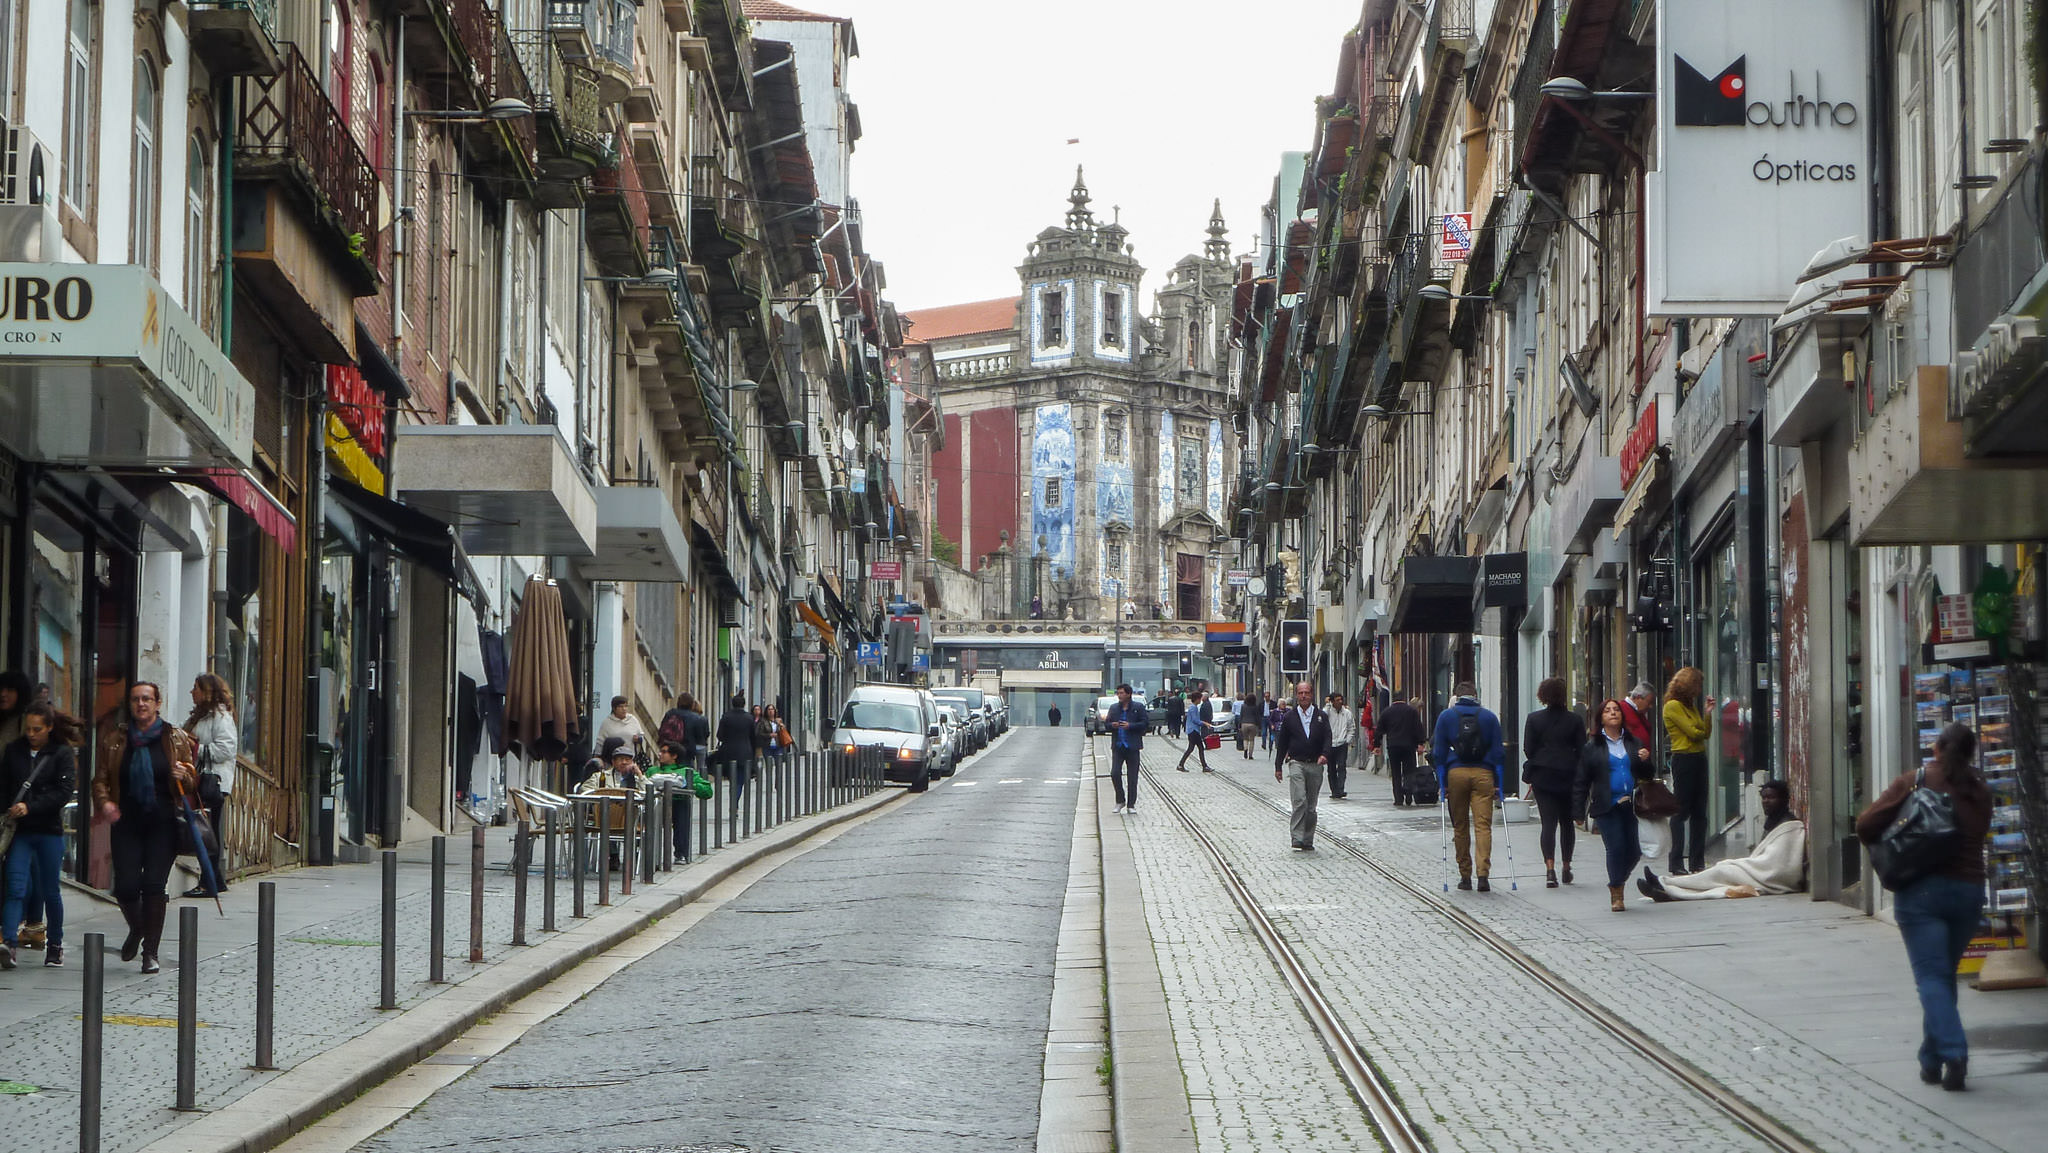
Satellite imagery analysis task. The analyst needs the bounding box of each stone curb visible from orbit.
[1092,743,1197,1153]
[134,788,909,1153]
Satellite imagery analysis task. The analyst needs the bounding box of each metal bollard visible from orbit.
[469,825,485,963]
[379,850,398,1009]
[255,881,276,1068]
[512,820,530,944]
[80,931,103,1153]
[644,791,659,883]
[571,799,587,918]
[543,808,559,931]
[597,797,612,907]
[620,798,635,897]
[699,775,710,856]
[175,906,199,1110]
[430,836,447,983]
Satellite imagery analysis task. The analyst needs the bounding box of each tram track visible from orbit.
[1142,764,1830,1153]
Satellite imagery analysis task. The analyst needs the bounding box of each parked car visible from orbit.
[933,688,993,750]
[931,704,966,775]
[832,685,944,786]
[988,694,1010,732]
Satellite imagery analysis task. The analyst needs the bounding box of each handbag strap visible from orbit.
[10,748,52,807]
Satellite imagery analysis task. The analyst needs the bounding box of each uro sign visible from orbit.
[1647,0,1871,315]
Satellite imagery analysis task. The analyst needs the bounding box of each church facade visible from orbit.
[909,171,1239,623]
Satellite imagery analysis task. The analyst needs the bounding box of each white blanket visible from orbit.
[1663,820,1807,899]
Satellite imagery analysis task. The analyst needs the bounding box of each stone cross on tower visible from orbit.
[1066,165,1095,231]
[1205,200,1230,262]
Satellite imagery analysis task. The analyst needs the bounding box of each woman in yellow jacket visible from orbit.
[1662,667,1715,875]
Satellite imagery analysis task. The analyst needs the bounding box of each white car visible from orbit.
[832,685,945,786]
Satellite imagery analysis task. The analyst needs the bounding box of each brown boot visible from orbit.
[139,893,169,972]
[1609,885,1626,912]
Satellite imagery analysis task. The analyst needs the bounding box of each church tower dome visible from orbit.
[1017,167,1146,367]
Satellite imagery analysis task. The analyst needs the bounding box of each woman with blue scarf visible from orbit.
[91,682,195,974]
[1571,699,1650,914]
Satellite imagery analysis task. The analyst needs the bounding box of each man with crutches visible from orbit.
[1432,680,1505,892]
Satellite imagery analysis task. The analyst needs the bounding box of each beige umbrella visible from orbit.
[504,576,580,790]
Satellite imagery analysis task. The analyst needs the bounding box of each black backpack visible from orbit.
[1451,710,1488,765]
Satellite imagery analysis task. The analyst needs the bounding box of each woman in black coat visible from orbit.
[2,704,79,968]
[1521,678,1585,888]
[1571,699,1651,912]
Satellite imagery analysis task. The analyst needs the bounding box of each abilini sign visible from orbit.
[1648,0,1871,315]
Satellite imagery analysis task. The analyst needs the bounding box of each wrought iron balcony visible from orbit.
[547,0,636,100]
[447,0,496,93]
[511,29,613,189]
[188,0,283,77]
[588,147,652,277]
[234,43,380,290]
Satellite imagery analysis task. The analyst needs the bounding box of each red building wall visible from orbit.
[936,412,964,565]
[969,408,1019,569]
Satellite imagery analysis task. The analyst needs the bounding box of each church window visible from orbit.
[1106,540,1124,571]
[1105,412,1126,458]
[1179,435,1202,494]
[1044,477,1062,507]
[1103,290,1124,345]
[1042,288,1064,345]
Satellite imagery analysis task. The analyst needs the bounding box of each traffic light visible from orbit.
[1179,651,1193,676]
[1280,619,1310,675]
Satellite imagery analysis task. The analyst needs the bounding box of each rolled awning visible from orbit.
[325,477,458,583]
[796,600,837,650]
[184,467,298,552]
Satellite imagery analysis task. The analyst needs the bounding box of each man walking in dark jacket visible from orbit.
[1433,681,1506,891]
[713,693,755,801]
[1377,695,1428,805]
[1273,681,1332,850]
[1104,685,1150,814]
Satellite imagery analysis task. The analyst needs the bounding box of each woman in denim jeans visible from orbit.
[1857,723,1991,1092]
[2,704,79,968]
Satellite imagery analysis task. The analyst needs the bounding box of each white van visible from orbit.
[833,684,945,786]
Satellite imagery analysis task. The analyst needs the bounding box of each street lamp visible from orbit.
[1539,77,1654,102]
[1416,284,1492,303]
[1361,403,1436,419]
[406,98,535,122]
[585,266,679,287]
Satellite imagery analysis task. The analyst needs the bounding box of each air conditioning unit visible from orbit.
[0,118,60,261]
[788,574,815,601]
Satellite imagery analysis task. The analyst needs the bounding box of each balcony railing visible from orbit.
[589,146,652,276]
[235,43,380,282]
[548,0,635,71]
[510,29,612,171]
[448,0,496,92]
[197,0,277,37]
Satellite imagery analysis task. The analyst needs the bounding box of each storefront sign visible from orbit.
[798,650,828,664]
[1480,552,1530,609]
[1953,314,2047,417]
[869,560,903,581]
[1620,399,1661,489]
[1226,569,1254,586]
[1648,0,1871,314]
[326,364,388,459]
[0,263,255,468]
[1672,335,1751,494]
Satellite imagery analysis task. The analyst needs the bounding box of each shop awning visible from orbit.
[577,486,691,582]
[796,600,837,650]
[326,477,458,582]
[0,262,255,471]
[390,426,597,557]
[190,467,297,552]
[690,521,745,601]
[1389,555,1479,634]
[1612,451,1668,541]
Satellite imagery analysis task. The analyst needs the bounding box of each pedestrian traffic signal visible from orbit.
[1179,651,1193,676]
[1280,619,1310,675]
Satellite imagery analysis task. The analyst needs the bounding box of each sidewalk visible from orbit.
[1189,757,2048,1153]
[0,787,902,1153]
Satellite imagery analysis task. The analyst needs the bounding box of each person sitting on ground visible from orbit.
[1640,779,1807,901]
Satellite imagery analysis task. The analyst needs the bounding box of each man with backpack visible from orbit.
[1432,680,1505,891]
[658,694,710,770]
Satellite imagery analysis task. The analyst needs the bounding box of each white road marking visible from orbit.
[999,778,1025,784]
[950,780,979,787]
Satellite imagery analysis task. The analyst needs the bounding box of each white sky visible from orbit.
[804,1,1366,311]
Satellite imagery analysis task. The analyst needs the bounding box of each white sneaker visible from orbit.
[1114,804,1127,814]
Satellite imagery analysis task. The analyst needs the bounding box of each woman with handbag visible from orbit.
[183,674,237,898]
[1,704,79,969]
[1856,723,1991,1091]
[763,705,794,762]
[93,682,197,974]
[1175,690,1215,772]
[1571,699,1648,912]
[1521,678,1586,887]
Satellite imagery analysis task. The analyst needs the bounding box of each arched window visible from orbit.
[130,58,159,268]
[186,138,214,330]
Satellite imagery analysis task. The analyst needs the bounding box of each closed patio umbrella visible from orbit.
[504,575,580,790]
